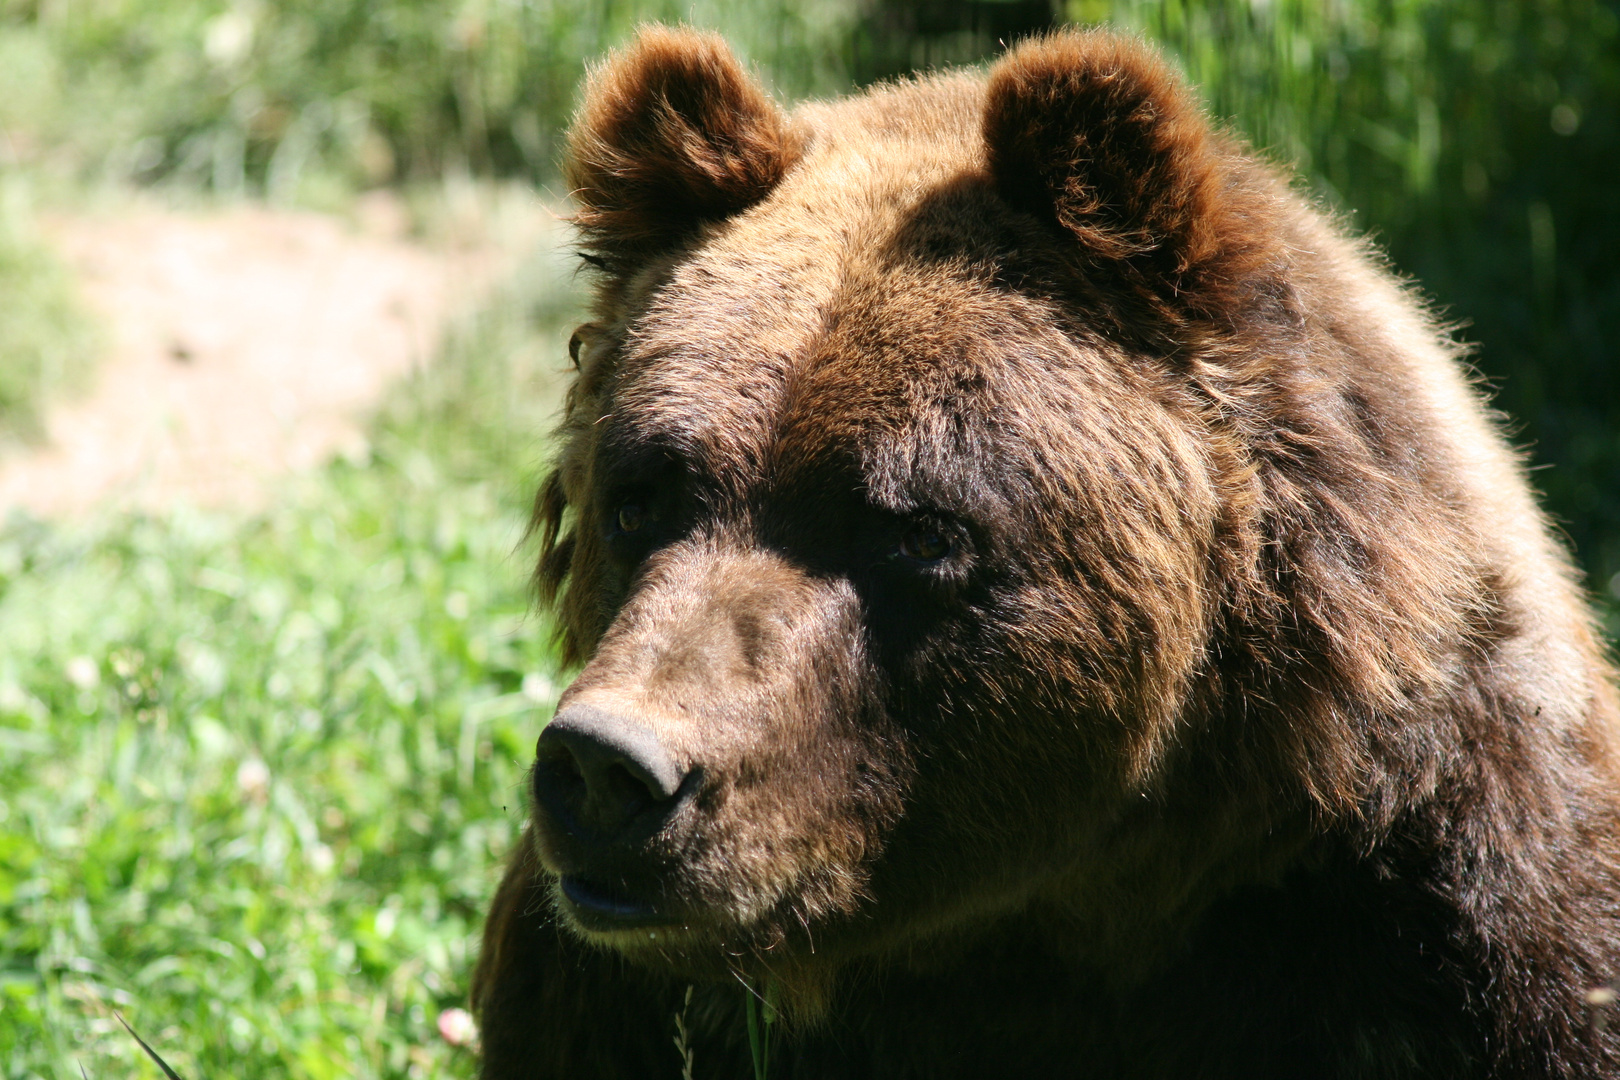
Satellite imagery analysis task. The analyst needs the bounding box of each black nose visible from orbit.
[533,704,686,838]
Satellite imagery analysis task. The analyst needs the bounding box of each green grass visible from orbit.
[0,0,857,199]
[0,239,582,1078]
[0,173,98,442]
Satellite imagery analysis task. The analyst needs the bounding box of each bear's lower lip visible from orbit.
[559,875,669,929]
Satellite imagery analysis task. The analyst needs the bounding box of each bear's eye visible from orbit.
[616,504,647,534]
[898,527,952,562]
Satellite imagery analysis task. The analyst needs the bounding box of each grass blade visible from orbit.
[114,1013,188,1080]
[745,984,765,1080]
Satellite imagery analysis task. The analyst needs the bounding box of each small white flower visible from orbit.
[437,1007,478,1048]
[521,673,555,704]
[308,843,335,874]
[204,10,254,67]
[66,656,99,691]
[236,758,271,804]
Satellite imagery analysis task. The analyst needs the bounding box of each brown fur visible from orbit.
[564,25,800,274]
[475,27,1620,1078]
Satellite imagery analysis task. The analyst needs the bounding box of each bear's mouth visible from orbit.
[558,874,673,931]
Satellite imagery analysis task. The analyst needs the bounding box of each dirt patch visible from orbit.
[0,188,555,518]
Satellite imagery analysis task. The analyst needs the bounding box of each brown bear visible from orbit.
[471,25,1620,1079]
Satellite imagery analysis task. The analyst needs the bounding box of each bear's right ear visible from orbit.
[565,26,798,269]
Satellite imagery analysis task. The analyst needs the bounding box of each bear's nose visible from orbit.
[533,704,686,839]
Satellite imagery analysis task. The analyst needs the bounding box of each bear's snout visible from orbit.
[526,541,908,943]
[533,703,689,841]
[530,702,698,930]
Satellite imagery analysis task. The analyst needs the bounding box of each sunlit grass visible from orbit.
[0,245,580,1078]
[0,0,857,198]
[0,174,98,442]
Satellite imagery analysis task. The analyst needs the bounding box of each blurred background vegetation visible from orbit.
[2,0,1614,598]
[0,0,1615,1076]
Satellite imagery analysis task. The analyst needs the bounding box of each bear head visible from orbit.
[524,26,1491,1010]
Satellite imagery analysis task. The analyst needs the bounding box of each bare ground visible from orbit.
[0,187,555,518]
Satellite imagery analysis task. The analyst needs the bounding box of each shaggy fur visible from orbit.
[473,26,1620,1078]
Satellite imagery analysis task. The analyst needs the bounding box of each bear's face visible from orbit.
[538,209,1217,963]
[525,28,1456,993]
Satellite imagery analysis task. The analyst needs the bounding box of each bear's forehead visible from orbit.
[606,88,1100,495]
[610,228,1063,501]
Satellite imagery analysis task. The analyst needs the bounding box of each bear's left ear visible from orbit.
[984,31,1250,301]
[565,26,799,269]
